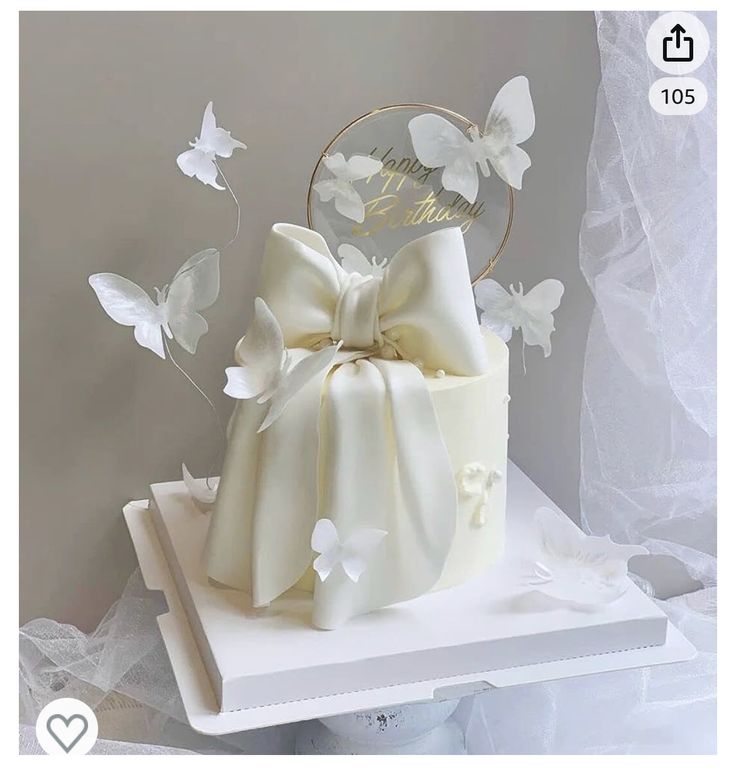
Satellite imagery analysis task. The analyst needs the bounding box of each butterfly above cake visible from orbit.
[408,75,535,203]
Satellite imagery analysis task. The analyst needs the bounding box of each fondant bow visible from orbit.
[207,224,489,630]
[258,224,489,374]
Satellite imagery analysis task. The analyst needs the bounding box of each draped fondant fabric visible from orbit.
[204,224,490,629]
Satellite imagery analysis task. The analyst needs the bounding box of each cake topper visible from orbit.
[474,278,564,370]
[223,297,342,432]
[89,249,220,359]
[176,101,247,191]
[408,75,535,203]
[182,463,218,512]
[90,100,247,499]
[176,101,246,249]
[311,518,388,583]
[521,507,649,607]
[311,152,384,223]
[336,244,388,278]
[306,100,515,285]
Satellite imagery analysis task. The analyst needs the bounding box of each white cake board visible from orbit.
[123,462,695,736]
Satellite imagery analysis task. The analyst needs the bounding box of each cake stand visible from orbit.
[123,462,695,754]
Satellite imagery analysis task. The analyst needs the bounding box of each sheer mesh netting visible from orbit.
[462,590,715,753]
[19,570,298,754]
[578,11,716,585]
[19,10,716,754]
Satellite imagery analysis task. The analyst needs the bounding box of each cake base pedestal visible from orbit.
[122,462,696,742]
[294,698,464,754]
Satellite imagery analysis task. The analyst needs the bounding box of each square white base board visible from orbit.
[124,462,695,736]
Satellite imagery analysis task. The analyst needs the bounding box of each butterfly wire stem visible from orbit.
[214,160,241,249]
[521,342,527,376]
[163,338,226,489]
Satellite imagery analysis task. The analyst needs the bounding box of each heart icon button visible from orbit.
[46,713,89,753]
[35,697,98,755]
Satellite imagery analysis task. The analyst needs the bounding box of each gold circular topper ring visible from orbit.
[306,103,514,285]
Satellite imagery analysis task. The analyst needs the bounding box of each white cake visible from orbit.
[205,223,509,629]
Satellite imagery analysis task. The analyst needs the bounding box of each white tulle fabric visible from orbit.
[460,588,716,754]
[20,571,298,754]
[205,224,488,629]
[579,11,716,588]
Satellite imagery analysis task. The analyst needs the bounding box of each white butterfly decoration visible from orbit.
[176,101,247,190]
[522,507,649,607]
[312,153,384,223]
[474,278,564,360]
[408,75,535,203]
[224,297,342,432]
[182,463,218,511]
[89,249,220,359]
[311,518,388,583]
[337,244,388,278]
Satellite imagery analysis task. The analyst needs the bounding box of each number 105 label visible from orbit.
[649,77,708,116]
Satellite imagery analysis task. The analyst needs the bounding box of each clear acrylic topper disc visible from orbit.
[307,104,513,284]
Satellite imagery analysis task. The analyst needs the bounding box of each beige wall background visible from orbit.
[20,11,599,629]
